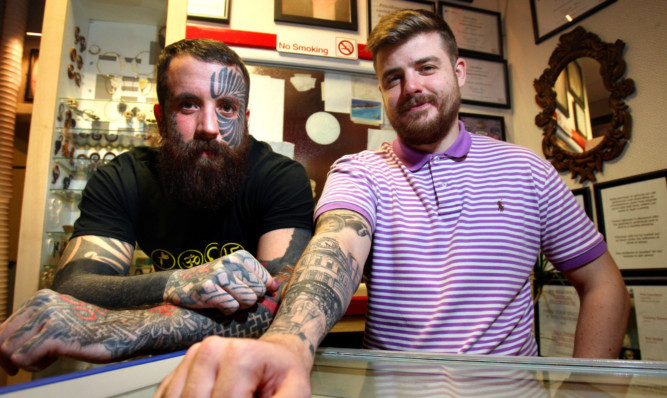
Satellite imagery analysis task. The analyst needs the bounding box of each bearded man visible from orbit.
[0,39,314,375]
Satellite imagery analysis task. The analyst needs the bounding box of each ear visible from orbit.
[154,103,166,137]
[455,57,466,88]
[246,108,250,123]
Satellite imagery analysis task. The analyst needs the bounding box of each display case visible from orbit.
[0,348,666,397]
[14,0,187,307]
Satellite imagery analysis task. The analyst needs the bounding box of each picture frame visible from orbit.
[275,0,358,31]
[571,187,593,221]
[368,0,435,36]
[24,48,39,102]
[458,112,506,141]
[440,2,503,59]
[554,67,569,118]
[459,56,510,109]
[573,100,588,139]
[567,60,584,107]
[187,0,231,24]
[594,169,667,271]
[530,0,617,44]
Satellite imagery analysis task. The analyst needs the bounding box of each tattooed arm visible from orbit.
[155,209,371,397]
[0,228,312,374]
[52,229,310,311]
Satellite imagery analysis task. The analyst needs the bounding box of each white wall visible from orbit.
[218,0,666,188]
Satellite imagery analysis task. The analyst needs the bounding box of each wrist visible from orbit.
[260,333,316,369]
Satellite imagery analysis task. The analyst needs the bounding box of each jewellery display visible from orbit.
[88,44,101,55]
[103,151,116,161]
[54,135,63,155]
[70,48,77,62]
[62,175,71,189]
[51,165,61,184]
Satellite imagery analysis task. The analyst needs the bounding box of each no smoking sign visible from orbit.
[335,37,357,59]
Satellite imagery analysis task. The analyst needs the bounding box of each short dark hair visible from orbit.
[366,9,458,69]
[156,38,250,106]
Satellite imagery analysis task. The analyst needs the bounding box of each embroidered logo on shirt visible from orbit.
[497,200,505,212]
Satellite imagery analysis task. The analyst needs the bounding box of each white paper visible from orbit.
[323,73,352,114]
[248,74,284,143]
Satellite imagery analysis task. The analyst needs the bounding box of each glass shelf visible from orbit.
[50,188,84,202]
[56,127,159,149]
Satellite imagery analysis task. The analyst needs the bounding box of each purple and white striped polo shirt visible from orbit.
[315,121,606,355]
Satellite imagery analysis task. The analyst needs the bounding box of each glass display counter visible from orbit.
[1,348,666,397]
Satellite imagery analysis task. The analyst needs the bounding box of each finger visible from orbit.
[241,254,278,294]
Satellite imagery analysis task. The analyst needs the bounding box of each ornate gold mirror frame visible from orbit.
[534,27,635,183]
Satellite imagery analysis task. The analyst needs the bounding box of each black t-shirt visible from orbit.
[72,137,314,270]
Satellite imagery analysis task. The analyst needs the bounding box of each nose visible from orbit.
[194,106,219,141]
[403,71,423,97]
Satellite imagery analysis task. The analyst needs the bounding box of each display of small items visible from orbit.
[52,98,159,191]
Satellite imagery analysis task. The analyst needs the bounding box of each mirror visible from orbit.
[534,27,635,183]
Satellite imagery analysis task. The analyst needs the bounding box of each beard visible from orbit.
[157,130,251,213]
[387,87,461,148]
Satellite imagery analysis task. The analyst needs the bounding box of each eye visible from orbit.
[383,74,401,88]
[179,99,198,113]
[218,100,239,116]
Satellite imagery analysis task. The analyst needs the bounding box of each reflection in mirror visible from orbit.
[534,27,635,183]
[552,58,611,154]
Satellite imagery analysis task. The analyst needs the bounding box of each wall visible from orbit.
[216,0,665,189]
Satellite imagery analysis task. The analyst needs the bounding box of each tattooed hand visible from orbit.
[163,250,278,315]
[0,290,122,374]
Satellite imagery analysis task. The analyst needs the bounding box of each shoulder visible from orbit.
[247,137,309,184]
[468,134,553,176]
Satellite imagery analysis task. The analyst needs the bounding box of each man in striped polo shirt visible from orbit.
[156,9,630,397]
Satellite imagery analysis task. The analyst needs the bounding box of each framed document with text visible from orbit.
[594,169,667,271]
[460,56,510,108]
[530,0,616,44]
[368,0,435,36]
[440,2,503,58]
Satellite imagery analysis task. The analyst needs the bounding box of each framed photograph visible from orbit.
[594,169,667,271]
[440,2,503,58]
[571,187,593,220]
[459,56,510,108]
[24,48,39,102]
[187,0,231,23]
[573,100,588,138]
[458,112,505,141]
[530,0,617,44]
[567,60,584,106]
[368,0,435,36]
[554,67,569,118]
[275,0,358,31]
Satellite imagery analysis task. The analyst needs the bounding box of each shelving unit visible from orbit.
[14,0,186,314]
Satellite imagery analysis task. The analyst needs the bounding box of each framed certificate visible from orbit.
[530,0,617,44]
[368,0,435,36]
[594,169,667,271]
[440,2,503,58]
[187,0,231,23]
[460,56,510,108]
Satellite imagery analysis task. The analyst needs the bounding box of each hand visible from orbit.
[154,336,311,398]
[0,290,114,375]
[164,250,279,315]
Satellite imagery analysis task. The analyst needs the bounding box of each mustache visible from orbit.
[398,93,437,113]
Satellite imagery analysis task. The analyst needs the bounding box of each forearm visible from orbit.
[573,286,630,358]
[15,290,281,365]
[51,260,172,309]
[262,229,366,364]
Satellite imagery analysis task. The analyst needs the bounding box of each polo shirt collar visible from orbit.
[392,120,471,172]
